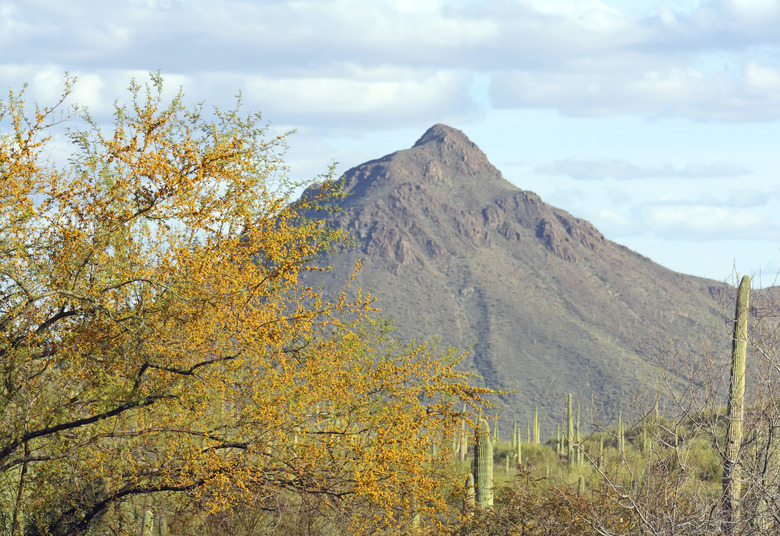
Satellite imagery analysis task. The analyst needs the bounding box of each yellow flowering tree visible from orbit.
[0,76,487,535]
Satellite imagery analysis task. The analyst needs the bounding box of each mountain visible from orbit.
[301,124,729,433]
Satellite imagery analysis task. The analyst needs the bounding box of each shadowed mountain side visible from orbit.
[299,124,728,434]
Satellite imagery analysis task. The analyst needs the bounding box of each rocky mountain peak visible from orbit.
[313,123,611,275]
[411,124,499,182]
[331,124,513,211]
[413,123,473,148]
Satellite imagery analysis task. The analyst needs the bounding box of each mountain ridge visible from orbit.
[301,124,728,431]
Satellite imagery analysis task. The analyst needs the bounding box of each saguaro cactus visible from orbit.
[567,393,574,466]
[576,404,582,466]
[598,435,604,469]
[723,275,750,532]
[473,418,494,508]
[464,473,475,511]
[556,424,562,455]
[140,509,153,536]
[459,415,468,463]
[533,407,540,446]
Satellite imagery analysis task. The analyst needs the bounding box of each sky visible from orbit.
[2,0,780,285]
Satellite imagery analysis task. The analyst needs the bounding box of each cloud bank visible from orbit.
[3,0,780,126]
[536,158,752,180]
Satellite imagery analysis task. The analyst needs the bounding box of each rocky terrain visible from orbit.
[301,124,730,432]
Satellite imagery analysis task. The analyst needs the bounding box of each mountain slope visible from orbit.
[301,124,727,432]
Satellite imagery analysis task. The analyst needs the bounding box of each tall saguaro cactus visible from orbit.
[459,408,468,463]
[723,275,750,532]
[567,393,574,466]
[473,418,494,508]
[533,408,540,446]
[576,403,582,466]
[516,428,522,466]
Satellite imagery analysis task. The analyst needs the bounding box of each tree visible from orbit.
[0,75,488,535]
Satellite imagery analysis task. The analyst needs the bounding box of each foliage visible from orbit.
[0,75,489,535]
[455,469,633,535]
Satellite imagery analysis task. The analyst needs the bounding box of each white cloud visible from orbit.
[745,61,780,92]
[244,68,465,114]
[727,189,771,207]
[596,208,633,228]
[659,5,681,27]
[646,205,776,239]
[187,67,480,128]
[0,3,33,46]
[536,157,751,180]
[492,59,780,121]
[518,0,629,32]
[0,65,69,107]
[0,67,194,117]
[720,0,780,22]
[1,67,476,150]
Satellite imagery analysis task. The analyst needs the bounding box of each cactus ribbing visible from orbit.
[473,418,494,508]
[723,275,750,532]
